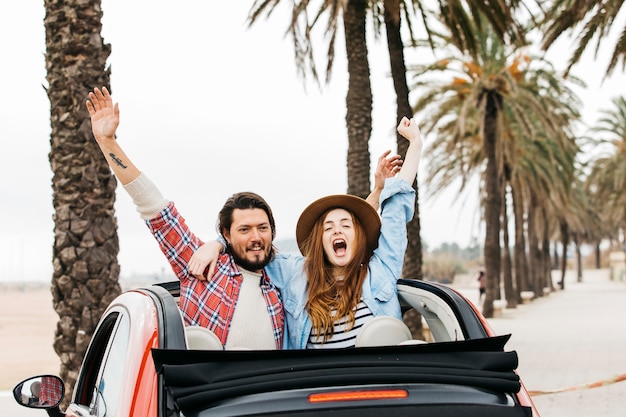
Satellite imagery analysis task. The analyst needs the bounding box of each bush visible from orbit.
[422,255,466,284]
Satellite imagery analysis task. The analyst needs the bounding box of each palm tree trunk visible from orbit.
[44,0,121,404]
[383,0,423,338]
[344,0,373,198]
[511,175,529,301]
[502,184,517,308]
[574,233,583,282]
[559,221,569,289]
[542,217,552,293]
[553,243,560,270]
[527,193,540,298]
[481,91,503,318]
[383,0,423,280]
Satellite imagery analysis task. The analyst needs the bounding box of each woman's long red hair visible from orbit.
[302,209,370,343]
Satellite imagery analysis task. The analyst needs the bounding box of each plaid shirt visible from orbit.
[39,376,63,405]
[147,202,284,349]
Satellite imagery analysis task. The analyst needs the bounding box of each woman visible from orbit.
[191,117,423,349]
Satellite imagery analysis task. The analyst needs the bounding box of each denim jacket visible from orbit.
[266,177,415,349]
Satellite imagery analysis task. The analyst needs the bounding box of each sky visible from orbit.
[0,2,624,282]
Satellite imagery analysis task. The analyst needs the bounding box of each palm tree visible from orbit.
[379,0,424,278]
[561,177,601,283]
[378,0,533,277]
[410,25,582,315]
[585,96,626,245]
[249,0,374,197]
[378,0,533,333]
[379,0,535,289]
[511,174,529,300]
[44,0,121,403]
[344,0,375,197]
[523,134,579,292]
[506,62,583,293]
[248,1,537,291]
[410,28,522,316]
[541,0,626,78]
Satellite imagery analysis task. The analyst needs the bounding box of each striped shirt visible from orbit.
[306,300,373,349]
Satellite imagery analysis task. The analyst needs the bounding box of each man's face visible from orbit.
[223,208,273,272]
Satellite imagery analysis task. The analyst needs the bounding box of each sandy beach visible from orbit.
[0,283,61,391]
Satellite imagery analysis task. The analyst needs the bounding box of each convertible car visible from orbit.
[14,279,540,417]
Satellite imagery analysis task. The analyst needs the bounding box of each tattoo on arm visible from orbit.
[109,153,128,169]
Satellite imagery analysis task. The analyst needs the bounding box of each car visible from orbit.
[14,278,540,416]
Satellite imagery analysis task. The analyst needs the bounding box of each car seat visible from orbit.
[355,316,413,347]
[185,326,224,350]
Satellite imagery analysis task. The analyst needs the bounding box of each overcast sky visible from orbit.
[1,2,623,282]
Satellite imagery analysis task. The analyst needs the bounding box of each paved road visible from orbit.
[457,268,626,417]
[2,268,624,417]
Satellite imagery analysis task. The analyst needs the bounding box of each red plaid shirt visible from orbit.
[39,376,63,405]
[147,202,284,349]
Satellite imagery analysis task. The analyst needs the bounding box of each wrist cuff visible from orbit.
[124,173,169,220]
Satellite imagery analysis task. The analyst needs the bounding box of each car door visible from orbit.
[69,289,174,417]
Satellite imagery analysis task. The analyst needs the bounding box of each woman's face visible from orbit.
[321,208,356,268]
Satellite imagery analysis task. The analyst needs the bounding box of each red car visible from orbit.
[14,279,539,416]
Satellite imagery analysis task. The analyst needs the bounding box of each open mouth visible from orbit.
[333,239,347,254]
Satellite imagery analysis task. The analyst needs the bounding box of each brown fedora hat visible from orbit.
[295,194,381,255]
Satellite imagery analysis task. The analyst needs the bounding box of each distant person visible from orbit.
[477,270,486,302]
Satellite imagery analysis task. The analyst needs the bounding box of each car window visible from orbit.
[73,313,119,407]
[92,312,130,417]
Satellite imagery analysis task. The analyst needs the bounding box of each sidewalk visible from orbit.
[456,268,626,417]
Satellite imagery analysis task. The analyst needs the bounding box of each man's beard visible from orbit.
[230,246,274,271]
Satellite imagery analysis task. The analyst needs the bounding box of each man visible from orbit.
[477,270,486,303]
[86,86,284,350]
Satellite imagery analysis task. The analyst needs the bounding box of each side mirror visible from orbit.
[13,375,65,409]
